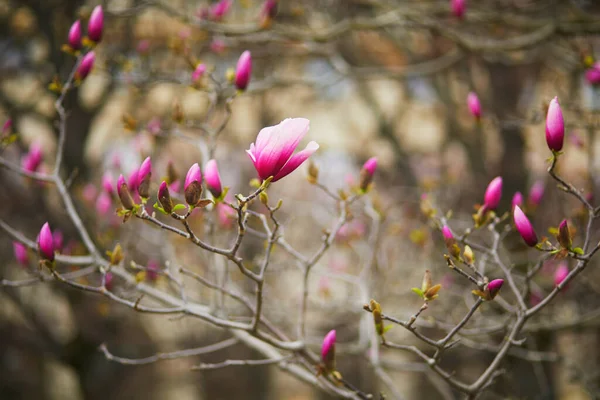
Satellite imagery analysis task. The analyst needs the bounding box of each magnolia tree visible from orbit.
[2,1,600,399]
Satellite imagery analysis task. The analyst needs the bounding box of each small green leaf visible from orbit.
[172,204,187,211]
[411,287,424,297]
[153,202,167,215]
[383,325,393,334]
[572,247,584,255]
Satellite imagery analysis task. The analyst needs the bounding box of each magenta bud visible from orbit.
[359,157,377,191]
[209,0,232,20]
[192,63,206,83]
[204,159,223,198]
[235,50,252,91]
[321,329,336,372]
[557,219,572,249]
[158,181,173,213]
[184,163,203,206]
[528,181,544,207]
[441,225,454,241]
[117,174,135,210]
[545,97,564,152]
[22,142,43,173]
[105,272,114,290]
[261,0,278,19]
[513,205,538,247]
[87,5,104,43]
[128,168,140,194]
[554,263,569,288]
[52,230,64,252]
[137,156,152,198]
[38,222,55,261]
[511,191,523,210]
[486,279,504,299]
[483,176,503,211]
[451,0,466,18]
[102,173,114,195]
[13,242,29,266]
[586,63,600,85]
[467,92,481,119]
[210,38,226,54]
[76,51,95,81]
[68,20,82,50]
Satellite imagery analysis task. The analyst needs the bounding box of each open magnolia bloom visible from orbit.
[247,118,319,182]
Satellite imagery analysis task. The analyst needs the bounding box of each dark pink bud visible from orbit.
[87,5,104,43]
[128,168,140,194]
[192,64,206,82]
[105,272,114,290]
[235,51,252,91]
[513,205,538,247]
[68,20,82,50]
[585,63,600,85]
[483,176,502,211]
[486,279,504,299]
[441,225,454,241]
[467,92,481,119]
[554,263,569,288]
[117,174,135,210]
[209,0,232,20]
[451,0,466,18]
[359,157,377,191]
[261,0,278,19]
[52,230,64,252]
[76,51,95,81]
[545,97,564,152]
[204,159,223,198]
[511,192,523,210]
[22,142,43,173]
[158,181,173,213]
[528,181,544,207]
[321,329,336,372]
[184,163,202,206]
[137,156,152,198]
[38,222,55,261]
[13,242,29,266]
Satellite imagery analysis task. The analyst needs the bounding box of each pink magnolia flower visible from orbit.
[451,0,466,18]
[13,242,29,266]
[235,50,252,91]
[554,263,569,288]
[22,142,43,173]
[204,159,223,198]
[105,272,114,290]
[68,20,82,50]
[467,92,481,119]
[87,5,104,43]
[511,191,523,210]
[441,225,454,241]
[38,222,55,261]
[483,176,503,211]
[513,205,538,247]
[545,97,564,152]
[321,329,336,371]
[246,118,319,182]
[76,51,95,80]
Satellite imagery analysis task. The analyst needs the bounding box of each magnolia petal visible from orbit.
[273,141,319,182]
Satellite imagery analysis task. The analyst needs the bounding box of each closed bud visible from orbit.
[184,163,203,206]
[554,263,569,288]
[321,330,336,372]
[421,269,433,293]
[370,299,384,336]
[259,191,269,205]
[13,242,29,266]
[76,51,95,81]
[109,243,123,265]
[117,174,135,210]
[359,157,377,192]
[451,0,466,19]
[192,63,206,83]
[204,159,223,198]
[158,181,173,213]
[545,96,564,153]
[528,181,544,208]
[68,20,82,50]
[557,219,572,249]
[513,205,538,247]
[38,222,55,262]
[102,173,114,195]
[486,279,504,300]
[463,245,475,264]
[137,156,152,198]
[105,272,114,290]
[87,5,104,43]
[467,92,481,119]
[234,51,252,91]
[483,176,503,211]
[511,191,523,211]
[442,225,460,259]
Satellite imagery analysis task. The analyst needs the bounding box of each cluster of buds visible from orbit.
[63,6,103,82]
[411,270,442,302]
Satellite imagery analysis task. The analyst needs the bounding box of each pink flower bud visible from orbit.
[96,191,112,216]
[441,225,454,241]
[467,92,481,119]
[511,191,523,210]
[554,263,569,288]
[483,176,502,211]
[105,272,114,290]
[513,205,538,247]
[76,51,95,81]
[209,0,232,20]
[545,97,564,152]
[261,0,278,19]
[137,40,150,54]
[321,329,336,372]
[68,20,82,50]
[204,159,223,198]
[22,142,43,173]
[158,181,173,213]
[359,157,377,191]
[13,242,29,266]
[128,168,140,194]
[192,64,206,83]
[585,63,600,85]
[528,181,544,207]
[146,260,160,281]
[247,118,318,182]
[87,5,104,43]
[184,163,203,206]
[235,50,252,91]
[38,222,55,261]
[52,230,64,252]
[102,173,114,195]
[557,219,572,249]
[117,174,135,210]
[137,156,152,198]
[486,279,504,299]
[451,0,466,18]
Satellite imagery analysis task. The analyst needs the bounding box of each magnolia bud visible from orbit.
[554,263,569,288]
[557,219,572,249]
[467,92,481,119]
[117,174,135,210]
[483,176,503,211]
[13,242,29,266]
[451,0,466,18]
[513,205,538,247]
[486,279,504,300]
[137,156,152,198]
[204,159,223,198]
[68,20,82,50]
[184,163,203,206]
[76,51,95,81]
[192,63,206,83]
[158,181,173,213]
[545,97,564,153]
[235,51,252,91]
[87,5,104,43]
[359,157,377,192]
[463,245,475,264]
[38,222,55,262]
[321,330,336,372]
[511,191,523,210]
[442,225,460,259]
[528,181,544,208]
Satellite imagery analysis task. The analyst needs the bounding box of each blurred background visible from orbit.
[2,0,600,399]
